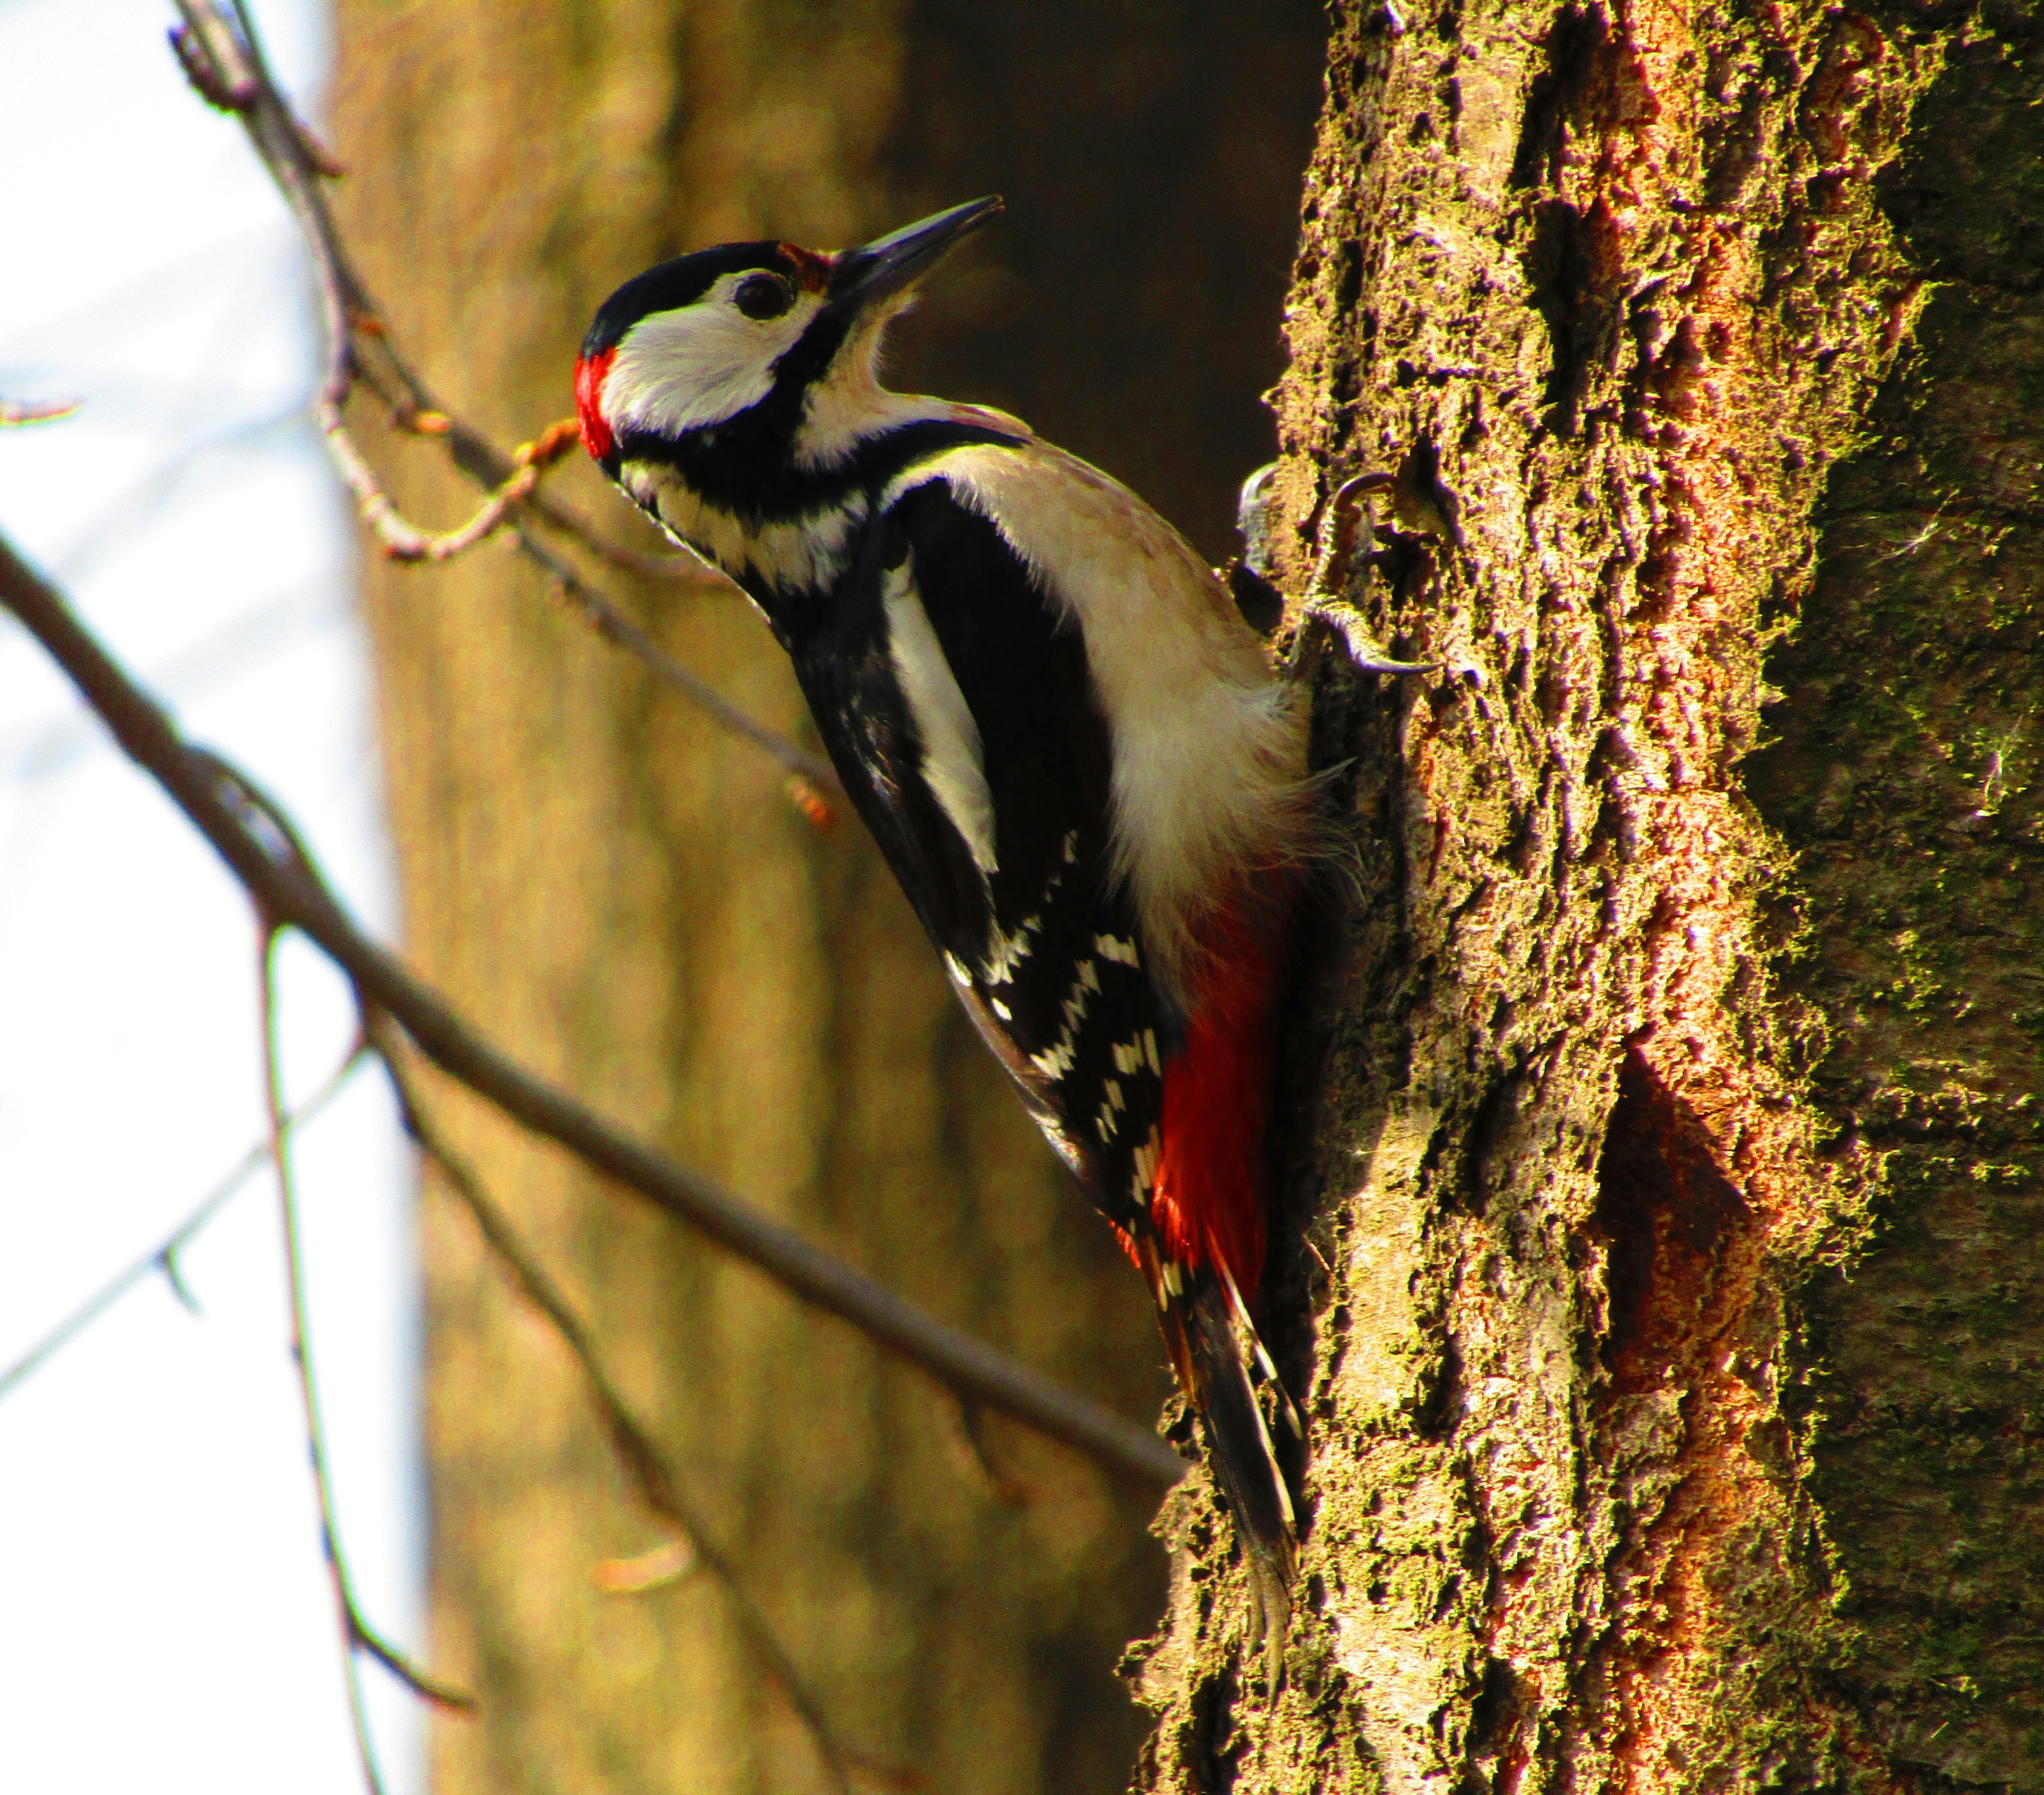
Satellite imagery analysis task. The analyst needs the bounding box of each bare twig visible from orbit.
[0,532,1187,1494]
[371,1022,874,1795]
[352,1627,475,1716]
[254,938,473,1795]
[328,420,581,566]
[166,0,839,814]
[514,527,841,813]
[0,1047,368,1402]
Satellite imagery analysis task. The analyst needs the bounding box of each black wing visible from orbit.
[780,470,1167,1243]
[777,467,1301,1628]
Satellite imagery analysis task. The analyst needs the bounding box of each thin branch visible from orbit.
[352,1627,475,1716]
[251,945,474,1729]
[527,508,728,586]
[256,940,458,1795]
[371,1022,878,1795]
[325,419,580,566]
[0,533,1188,1494]
[513,526,841,814]
[166,0,840,818]
[0,1047,369,1402]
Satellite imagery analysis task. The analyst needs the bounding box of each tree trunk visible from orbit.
[326,5,1321,1793]
[1129,1,2044,1790]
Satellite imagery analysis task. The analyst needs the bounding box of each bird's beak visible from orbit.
[830,196,1002,310]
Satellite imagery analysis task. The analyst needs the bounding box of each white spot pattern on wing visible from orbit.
[1132,1126,1161,1203]
[984,912,1042,986]
[1028,955,1102,1082]
[979,833,1076,987]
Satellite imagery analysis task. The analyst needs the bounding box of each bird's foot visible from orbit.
[1290,472,1435,680]
[1293,598,1436,678]
[1232,463,1438,680]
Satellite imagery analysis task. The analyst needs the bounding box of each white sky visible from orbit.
[0,2,423,1791]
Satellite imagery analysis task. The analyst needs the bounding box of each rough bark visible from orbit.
[1129,0,2043,1790]
[327,4,1321,1793]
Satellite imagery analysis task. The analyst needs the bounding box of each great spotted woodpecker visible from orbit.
[576,197,1310,1652]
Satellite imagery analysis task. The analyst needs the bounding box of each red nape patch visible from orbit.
[1149,889,1297,1297]
[574,347,617,463]
[783,244,835,293]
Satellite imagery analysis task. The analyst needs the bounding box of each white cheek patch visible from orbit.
[605,276,824,438]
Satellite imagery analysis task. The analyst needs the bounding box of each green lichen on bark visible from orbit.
[1750,5,2044,1784]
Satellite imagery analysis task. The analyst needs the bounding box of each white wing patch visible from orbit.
[883,555,998,876]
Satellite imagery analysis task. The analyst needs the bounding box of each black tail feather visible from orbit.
[1188,1273,1298,1679]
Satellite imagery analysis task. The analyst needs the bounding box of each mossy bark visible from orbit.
[1748,7,2044,1780]
[327,4,1322,1793]
[1128,1,2043,1790]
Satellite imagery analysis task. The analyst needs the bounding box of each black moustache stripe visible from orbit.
[617,416,1025,523]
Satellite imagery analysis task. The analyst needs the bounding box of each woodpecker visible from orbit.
[577,197,1310,1654]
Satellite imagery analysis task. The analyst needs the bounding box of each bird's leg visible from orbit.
[1287,472,1435,682]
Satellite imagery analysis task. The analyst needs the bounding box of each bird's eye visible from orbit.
[733,274,794,321]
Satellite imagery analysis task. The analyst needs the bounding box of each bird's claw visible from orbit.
[1305,472,1393,606]
[1291,474,1434,679]
[1288,599,1437,680]
[1234,463,1438,681]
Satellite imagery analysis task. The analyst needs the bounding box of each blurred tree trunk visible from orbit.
[1128,0,2044,1790]
[327,4,1322,1794]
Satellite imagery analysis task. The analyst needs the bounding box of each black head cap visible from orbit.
[580,240,833,362]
